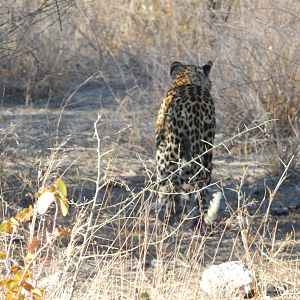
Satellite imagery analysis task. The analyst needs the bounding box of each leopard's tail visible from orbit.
[203,191,222,225]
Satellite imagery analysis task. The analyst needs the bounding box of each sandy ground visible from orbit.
[1,80,300,298]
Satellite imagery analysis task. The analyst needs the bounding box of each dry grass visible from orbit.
[1,0,300,299]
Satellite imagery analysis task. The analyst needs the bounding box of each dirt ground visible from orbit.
[1,79,300,299]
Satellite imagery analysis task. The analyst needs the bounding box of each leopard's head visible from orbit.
[170,61,213,90]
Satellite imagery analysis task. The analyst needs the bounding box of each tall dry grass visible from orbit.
[0,0,300,299]
[1,115,299,299]
[1,0,299,161]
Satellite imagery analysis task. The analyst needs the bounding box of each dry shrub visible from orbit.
[1,0,298,140]
[1,2,300,298]
[0,1,299,176]
[207,1,300,168]
[0,0,86,104]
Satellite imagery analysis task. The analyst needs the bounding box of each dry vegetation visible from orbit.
[0,0,300,299]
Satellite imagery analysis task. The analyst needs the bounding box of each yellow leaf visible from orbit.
[32,294,42,300]
[31,287,45,297]
[12,269,32,284]
[13,269,33,285]
[25,268,33,279]
[0,220,14,234]
[5,289,24,300]
[35,187,47,199]
[0,277,10,287]
[15,206,33,222]
[12,270,22,283]
[7,279,19,290]
[24,252,35,265]
[0,251,7,259]
[56,196,69,217]
[49,185,56,193]
[56,178,67,197]
[10,217,19,226]
[10,264,20,274]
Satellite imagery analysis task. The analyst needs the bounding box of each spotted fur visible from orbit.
[155,61,220,228]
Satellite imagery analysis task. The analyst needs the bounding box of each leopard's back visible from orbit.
[154,61,220,228]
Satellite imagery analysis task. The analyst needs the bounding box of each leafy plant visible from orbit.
[0,178,70,299]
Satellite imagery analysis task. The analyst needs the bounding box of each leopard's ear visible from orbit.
[203,61,213,76]
[170,61,184,77]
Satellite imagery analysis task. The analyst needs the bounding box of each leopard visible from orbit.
[154,61,221,229]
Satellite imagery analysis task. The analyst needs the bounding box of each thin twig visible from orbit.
[68,114,102,300]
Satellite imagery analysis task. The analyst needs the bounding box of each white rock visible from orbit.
[200,261,255,298]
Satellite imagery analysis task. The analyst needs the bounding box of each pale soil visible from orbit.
[1,80,300,299]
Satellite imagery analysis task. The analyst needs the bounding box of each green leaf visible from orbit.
[140,292,150,300]
[56,178,67,197]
